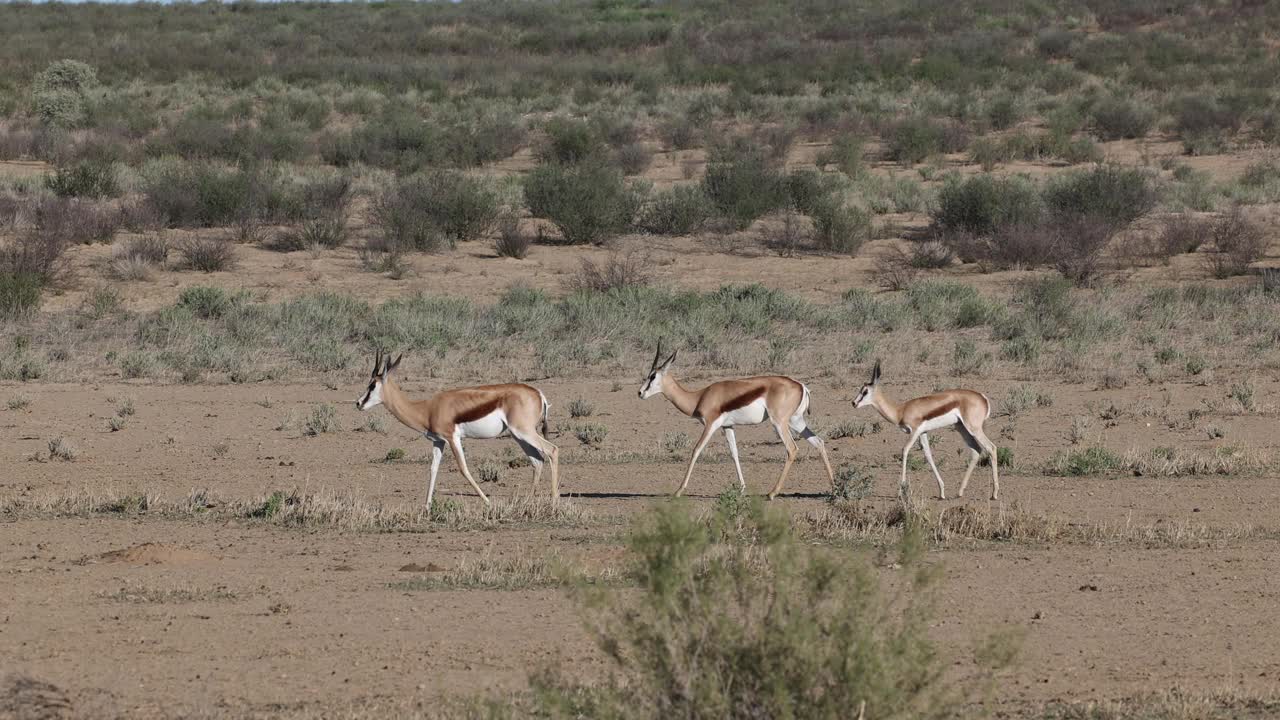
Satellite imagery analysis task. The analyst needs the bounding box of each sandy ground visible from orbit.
[3,371,1280,717]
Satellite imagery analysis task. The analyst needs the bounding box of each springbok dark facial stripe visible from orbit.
[455,398,503,424]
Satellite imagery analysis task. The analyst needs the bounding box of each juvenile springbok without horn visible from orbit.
[852,360,999,501]
[638,343,835,499]
[355,351,559,508]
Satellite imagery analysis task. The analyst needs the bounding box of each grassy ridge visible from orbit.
[4,278,1279,384]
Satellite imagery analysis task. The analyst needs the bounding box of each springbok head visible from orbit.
[852,359,882,409]
[638,342,677,400]
[356,350,402,411]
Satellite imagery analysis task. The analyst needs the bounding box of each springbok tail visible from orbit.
[540,392,552,437]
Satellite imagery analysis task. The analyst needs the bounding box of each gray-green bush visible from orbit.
[524,161,641,245]
[701,147,786,230]
[932,174,1042,236]
[530,502,998,719]
[639,185,714,236]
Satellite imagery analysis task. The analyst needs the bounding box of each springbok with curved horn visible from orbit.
[356,351,559,508]
[638,343,835,499]
[852,360,999,501]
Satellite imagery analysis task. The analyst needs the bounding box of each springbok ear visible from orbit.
[387,353,403,375]
[661,349,678,369]
[871,359,882,385]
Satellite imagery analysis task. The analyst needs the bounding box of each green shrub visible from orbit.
[494,213,531,259]
[932,174,1042,236]
[0,272,43,319]
[178,286,233,319]
[785,169,838,215]
[639,185,714,236]
[250,491,287,519]
[370,181,446,253]
[573,423,608,446]
[142,161,278,229]
[176,237,236,273]
[1,212,72,282]
[811,198,870,255]
[950,338,990,376]
[702,148,786,229]
[305,404,340,436]
[615,142,653,176]
[46,159,120,199]
[525,161,640,245]
[658,115,700,150]
[829,464,874,502]
[403,171,498,245]
[270,175,353,251]
[1091,97,1157,140]
[1204,206,1267,278]
[532,502,988,719]
[32,60,98,128]
[1173,93,1245,138]
[985,93,1022,131]
[321,109,523,172]
[1043,165,1156,225]
[1036,28,1076,57]
[1044,446,1122,476]
[370,170,497,252]
[539,117,604,164]
[888,117,965,164]
[815,134,864,177]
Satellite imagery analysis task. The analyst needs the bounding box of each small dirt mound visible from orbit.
[398,562,445,572]
[0,673,72,720]
[89,543,215,565]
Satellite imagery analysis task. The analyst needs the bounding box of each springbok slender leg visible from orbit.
[900,429,925,501]
[767,421,799,500]
[972,428,1000,500]
[426,439,445,509]
[794,421,835,492]
[919,433,947,499]
[448,435,490,505]
[723,427,745,491]
[512,429,560,502]
[676,418,720,497]
[957,449,981,498]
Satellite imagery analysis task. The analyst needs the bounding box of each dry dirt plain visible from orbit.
[4,146,1280,719]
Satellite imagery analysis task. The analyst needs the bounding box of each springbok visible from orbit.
[355,351,559,507]
[639,343,835,499]
[852,360,998,501]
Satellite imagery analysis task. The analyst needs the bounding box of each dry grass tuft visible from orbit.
[1041,688,1280,719]
[391,552,618,591]
[801,502,1263,549]
[1122,446,1271,477]
[0,487,597,531]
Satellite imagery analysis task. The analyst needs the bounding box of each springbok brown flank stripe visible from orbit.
[722,388,767,413]
[922,401,962,421]
[455,398,503,424]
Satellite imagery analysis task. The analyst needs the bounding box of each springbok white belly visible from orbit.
[720,398,768,427]
[457,410,507,439]
[912,409,962,435]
